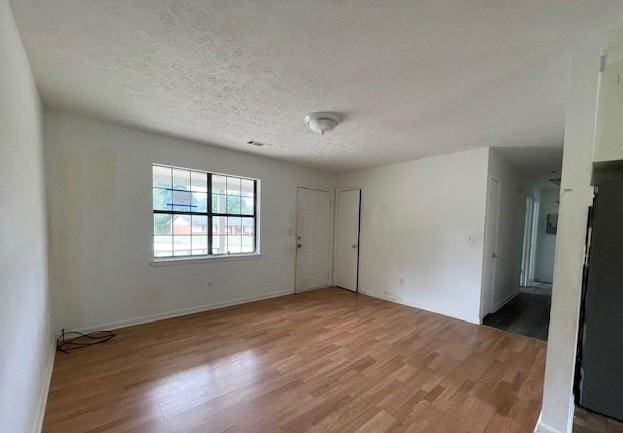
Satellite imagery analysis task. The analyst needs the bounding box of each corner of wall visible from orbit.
[32,338,56,433]
[538,31,605,433]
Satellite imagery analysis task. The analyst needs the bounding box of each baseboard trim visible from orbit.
[294,285,330,293]
[72,289,295,334]
[359,288,480,325]
[490,290,520,315]
[33,337,55,433]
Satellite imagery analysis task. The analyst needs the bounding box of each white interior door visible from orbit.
[334,189,361,291]
[296,188,333,292]
[482,175,501,318]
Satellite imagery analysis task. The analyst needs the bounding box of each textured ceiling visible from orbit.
[10,0,623,172]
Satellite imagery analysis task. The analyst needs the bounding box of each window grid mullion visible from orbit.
[153,165,256,258]
[253,179,257,253]
[207,173,213,255]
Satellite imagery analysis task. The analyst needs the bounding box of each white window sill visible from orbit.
[151,253,261,267]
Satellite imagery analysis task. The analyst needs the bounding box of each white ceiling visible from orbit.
[10,0,623,172]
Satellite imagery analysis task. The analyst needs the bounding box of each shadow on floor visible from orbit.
[483,289,551,341]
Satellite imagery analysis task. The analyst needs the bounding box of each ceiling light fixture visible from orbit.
[305,112,341,135]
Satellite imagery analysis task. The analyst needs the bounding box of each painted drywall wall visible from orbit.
[484,149,526,315]
[594,56,623,163]
[44,111,336,332]
[533,187,560,284]
[535,34,603,433]
[336,148,489,324]
[0,1,53,432]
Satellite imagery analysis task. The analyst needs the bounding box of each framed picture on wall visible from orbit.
[546,213,558,235]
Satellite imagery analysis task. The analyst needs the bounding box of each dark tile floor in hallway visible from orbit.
[483,288,551,341]
[574,407,623,433]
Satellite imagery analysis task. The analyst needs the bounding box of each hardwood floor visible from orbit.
[43,288,546,433]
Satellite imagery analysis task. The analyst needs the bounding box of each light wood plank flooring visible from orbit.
[44,287,546,433]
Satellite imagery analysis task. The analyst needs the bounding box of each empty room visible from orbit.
[3,1,623,433]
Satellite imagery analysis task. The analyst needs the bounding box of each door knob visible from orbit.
[352,244,358,248]
[297,244,302,248]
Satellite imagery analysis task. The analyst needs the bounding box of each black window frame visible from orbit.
[152,164,258,258]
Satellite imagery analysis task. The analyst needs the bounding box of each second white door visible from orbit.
[334,189,361,291]
[295,188,333,292]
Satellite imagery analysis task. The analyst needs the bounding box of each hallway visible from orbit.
[483,288,551,341]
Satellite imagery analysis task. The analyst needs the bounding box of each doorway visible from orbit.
[483,182,558,341]
[334,189,361,292]
[295,187,333,292]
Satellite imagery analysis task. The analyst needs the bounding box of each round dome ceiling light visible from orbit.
[305,112,341,135]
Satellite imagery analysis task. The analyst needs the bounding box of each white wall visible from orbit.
[533,186,560,284]
[44,111,336,332]
[485,149,526,314]
[536,34,604,433]
[0,1,53,432]
[336,148,489,324]
[593,55,623,163]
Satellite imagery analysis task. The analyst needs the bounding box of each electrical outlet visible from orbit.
[207,281,213,289]
[399,278,405,287]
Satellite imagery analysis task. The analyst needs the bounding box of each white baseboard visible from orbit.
[72,289,295,334]
[359,288,480,325]
[33,337,56,433]
[490,290,520,315]
[294,285,331,293]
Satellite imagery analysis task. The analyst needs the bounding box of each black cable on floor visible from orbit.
[56,329,116,354]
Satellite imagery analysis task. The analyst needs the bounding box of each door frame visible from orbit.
[520,196,535,287]
[480,174,502,320]
[528,200,540,284]
[294,186,335,293]
[520,195,540,287]
[334,188,362,292]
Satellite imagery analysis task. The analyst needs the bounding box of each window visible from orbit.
[152,164,257,258]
